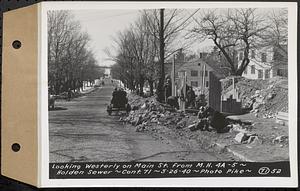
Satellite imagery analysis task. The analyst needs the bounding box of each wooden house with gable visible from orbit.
[176,58,226,112]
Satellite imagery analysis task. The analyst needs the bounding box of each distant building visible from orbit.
[177,58,225,89]
[176,58,225,111]
[240,45,287,79]
[164,48,186,79]
[165,50,212,80]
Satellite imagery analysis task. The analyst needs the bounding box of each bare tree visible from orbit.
[48,11,101,95]
[244,9,288,76]
[142,9,199,101]
[260,9,288,75]
[108,9,199,98]
[263,9,288,55]
[132,15,158,95]
[191,8,268,76]
[109,14,158,95]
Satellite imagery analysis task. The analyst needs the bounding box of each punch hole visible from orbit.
[12,143,21,152]
[12,40,22,49]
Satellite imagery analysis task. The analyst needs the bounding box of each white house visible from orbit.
[240,46,287,80]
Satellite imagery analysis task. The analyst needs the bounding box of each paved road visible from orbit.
[49,85,233,162]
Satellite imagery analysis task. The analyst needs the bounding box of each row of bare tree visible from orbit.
[109,8,287,100]
[108,9,198,97]
[109,8,287,99]
[48,11,103,95]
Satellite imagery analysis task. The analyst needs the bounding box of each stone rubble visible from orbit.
[121,94,251,135]
[272,135,289,145]
[232,76,288,118]
[234,132,259,144]
[119,88,289,149]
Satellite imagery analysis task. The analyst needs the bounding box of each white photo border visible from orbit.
[39,1,298,187]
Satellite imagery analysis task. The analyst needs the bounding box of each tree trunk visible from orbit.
[149,80,154,96]
[139,76,145,96]
[130,76,134,91]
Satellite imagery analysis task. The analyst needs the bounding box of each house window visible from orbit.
[265,69,270,79]
[244,66,248,74]
[191,81,198,87]
[200,53,203,58]
[258,69,263,79]
[261,53,267,62]
[191,70,198,77]
[205,70,208,77]
[251,65,255,74]
[205,81,209,87]
[239,52,243,61]
[251,50,255,59]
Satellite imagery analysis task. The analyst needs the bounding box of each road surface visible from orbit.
[49,85,234,162]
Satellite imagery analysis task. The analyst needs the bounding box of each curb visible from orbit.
[214,143,254,162]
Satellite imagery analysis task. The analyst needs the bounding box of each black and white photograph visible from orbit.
[45,2,296,184]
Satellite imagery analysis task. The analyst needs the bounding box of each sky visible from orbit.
[71,8,283,67]
[72,9,215,67]
[73,10,141,67]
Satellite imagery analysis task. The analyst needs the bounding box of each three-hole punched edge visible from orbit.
[12,40,21,49]
[12,143,21,152]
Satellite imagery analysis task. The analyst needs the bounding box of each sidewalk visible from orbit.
[218,113,289,162]
[194,113,289,162]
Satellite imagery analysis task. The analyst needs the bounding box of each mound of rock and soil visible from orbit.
[233,76,288,118]
[119,87,289,162]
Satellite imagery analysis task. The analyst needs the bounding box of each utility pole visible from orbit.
[157,8,165,102]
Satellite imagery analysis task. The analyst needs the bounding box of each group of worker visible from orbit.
[164,76,198,110]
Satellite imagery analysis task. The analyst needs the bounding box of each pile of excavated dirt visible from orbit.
[122,93,243,133]
[121,94,197,132]
[122,94,255,133]
[234,76,288,118]
[120,93,289,162]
